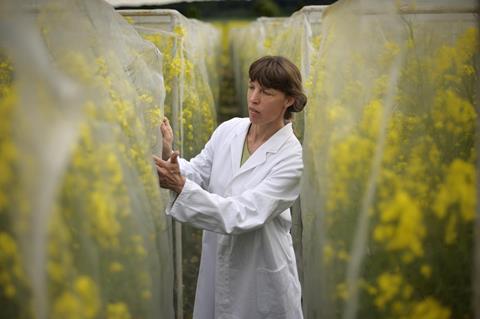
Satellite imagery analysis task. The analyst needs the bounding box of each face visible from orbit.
[247,80,293,125]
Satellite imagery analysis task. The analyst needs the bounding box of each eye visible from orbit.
[262,89,274,96]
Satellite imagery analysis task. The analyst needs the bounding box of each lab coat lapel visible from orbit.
[232,123,293,180]
[229,120,250,177]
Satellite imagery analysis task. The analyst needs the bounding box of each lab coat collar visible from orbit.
[229,119,293,180]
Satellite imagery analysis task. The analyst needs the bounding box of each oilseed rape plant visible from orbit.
[301,1,478,318]
[132,20,217,159]
[0,0,174,318]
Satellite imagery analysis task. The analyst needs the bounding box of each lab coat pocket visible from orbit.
[256,264,293,315]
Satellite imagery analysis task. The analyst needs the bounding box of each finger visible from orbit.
[170,151,179,164]
[164,118,173,130]
[156,165,162,177]
[156,164,168,175]
[153,157,165,166]
[160,117,170,127]
[156,159,169,168]
[162,118,170,128]
[153,154,162,162]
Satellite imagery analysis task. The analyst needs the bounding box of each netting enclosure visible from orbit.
[301,0,479,318]
[0,0,173,318]
[120,9,220,160]
[118,9,221,318]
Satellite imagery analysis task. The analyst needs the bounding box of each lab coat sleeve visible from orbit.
[166,151,303,235]
[176,119,233,189]
[177,153,212,190]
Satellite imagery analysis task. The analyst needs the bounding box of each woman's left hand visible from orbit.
[160,117,174,160]
[154,151,186,194]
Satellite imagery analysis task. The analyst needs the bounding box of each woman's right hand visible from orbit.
[160,117,174,160]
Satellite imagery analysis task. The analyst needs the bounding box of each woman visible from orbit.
[154,55,307,319]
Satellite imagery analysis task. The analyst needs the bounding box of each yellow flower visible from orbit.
[170,57,183,77]
[323,244,334,264]
[433,90,476,136]
[263,38,272,49]
[432,27,478,82]
[88,190,121,248]
[173,26,186,37]
[0,232,24,299]
[107,302,132,319]
[373,224,394,241]
[380,41,400,66]
[139,93,154,104]
[434,159,476,223]
[4,284,15,298]
[124,16,135,24]
[360,100,383,138]
[375,191,425,259]
[445,214,457,244]
[53,292,82,319]
[147,108,163,126]
[420,264,432,278]
[408,297,451,319]
[136,245,147,257]
[58,51,94,83]
[0,232,16,256]
[74,276,100,319]
[109,261,124,273]
[374,272,403,309]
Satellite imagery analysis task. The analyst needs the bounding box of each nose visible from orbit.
[248,88,260,104]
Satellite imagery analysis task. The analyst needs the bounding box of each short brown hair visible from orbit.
[249,55,307,120]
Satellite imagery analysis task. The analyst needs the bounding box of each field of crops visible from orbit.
[0,0,478,318]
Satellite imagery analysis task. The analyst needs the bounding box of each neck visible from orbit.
[249,119,285,144]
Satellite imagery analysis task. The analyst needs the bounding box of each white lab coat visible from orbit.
[166,117,304,319]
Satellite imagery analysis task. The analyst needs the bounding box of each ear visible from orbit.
[285,96,295,109]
